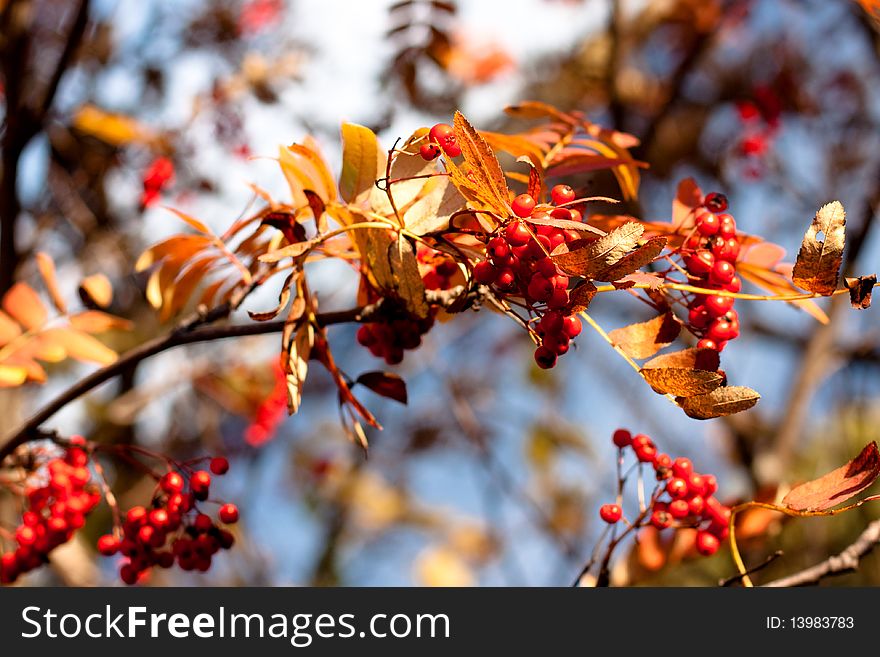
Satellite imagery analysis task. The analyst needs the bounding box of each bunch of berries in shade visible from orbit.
[681,192,742,353]
[419,123,462,160]
[244,361,287,447]
[356,248,457,365]
[472,185,585,369]
[1,438,100,584]
[140,156,175,208]
[599,429,731,557]
[96,457,238,585]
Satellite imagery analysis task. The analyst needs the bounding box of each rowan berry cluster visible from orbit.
[599,429,730,557]
[473,185,584,369]
[681,192,742,353]
[419,123,462,160]
[141,157,175,208]
[1,438,100,584]
[97,457,238,585]
[244,361,287,447]
[356,248,457,365]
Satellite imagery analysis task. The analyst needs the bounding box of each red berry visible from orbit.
[612,429,632,448]
[97,534,120,556]
[706,318,738,343]
[550,184,576,205]
[688,305,711,330]
[194,514,213,533]
[666,478,689,499]
[669,499,690,519]
[650,509,672,530]
[709,260,736,286]
[696,530,720,556]
[688,495,705,516]
[126,506,148,526]
[711,236,740,262]
[527,274,553,302]
[697,338,721,351]
[429,123,453,143]
[717,214,737,239]
[562,315,582,338]
[495,268,515,289]
[696,210,720,236]
[160,472,185,494]
[672,458,693,479]
[599,503,623,524]
[210,457,229,475]
[473,260,497,285]
[635,443,657,464]
[419,143,440,161]
[686,250,715,276]
[219,503,239,524]
[705,294,735,317]
[511,194,536,218]
[704,192,728,213]
[703,474,718,496]
[724,276,742,293]
[504,221,531,246]
[191,470,212,500]
[534,346,557,369]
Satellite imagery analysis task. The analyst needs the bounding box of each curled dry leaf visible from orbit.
[677,386,760,420]
[567,282,597,314]
[782,442,880,512]
[355,371,408,405]
[845,274,876,309]
[608,312,681,360]
[552,222,645,278]
[640,367,723,397]
[594,236,667,283]
[643,347,720,372]
[792,201,846,296]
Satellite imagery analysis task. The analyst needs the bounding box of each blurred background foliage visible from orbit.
[1,0,879,586]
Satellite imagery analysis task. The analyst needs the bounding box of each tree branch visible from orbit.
[0,286,470,462]
[763,519,880,587]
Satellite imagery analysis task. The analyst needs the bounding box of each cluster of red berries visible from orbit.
[734,86,781,178]
[96,457,238,585]
[473,186,584,369]
[141,156,175,208]
[356,248,457,365]
[681,192,742,353]
[599,429,731,557]
[244,361,287,447]
[419,123,462,160]
[1,439,100,584]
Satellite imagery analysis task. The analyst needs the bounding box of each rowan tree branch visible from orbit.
[763,518,880,587]
[0,286,470,462]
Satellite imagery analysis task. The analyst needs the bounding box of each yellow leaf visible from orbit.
[163,207,214,236]
[69,310,134,333]
[35,252,67,314]
[0,364,28,387]
[0,309,22,344]
[72,104,157,147]
[452,111,510,217]
[792,201,846,296]
[278,139,337,207]
[2,282,48,330]
[340,123,385,206]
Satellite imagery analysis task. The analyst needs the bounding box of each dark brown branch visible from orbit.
[39,0,91,118]
[0,286,469,462]
[763,519,880,587]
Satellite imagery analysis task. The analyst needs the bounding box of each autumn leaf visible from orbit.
[552,222,644,278]
[282,318,313,415]
[451,111,510,216]
[643,347,720,372]
[567,282,597,314]
[278,139,338,207]
[594,236,667,282]
[782,442,880,512]
[677,386,761,419]
[35,253,67,315]
[401,175,465,236]
[671,178,703,230]
[792,201,846,295]
[41,328,118,365]
[340,123,385,206]
[845,274,876,309]
[79,273,114,309]
[0,310,21,344]
[69,311,133,333]
[0,364,28,387]
[2,282,48,331]
[72,104,158,147]
[640,367,724,397]
[609,313,681,360]
[356,371,408,404]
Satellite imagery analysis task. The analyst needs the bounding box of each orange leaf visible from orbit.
[609,312,681,360]
[35,252,67,314]
[0,364,28,387]
[0,309,22,344]
[452,111,510,216]
[79,273,114,308]
[41,328,118,365]
[782,442,880,512]
[2,282,48,330]
[69,311,133,333]
[356,371,408,404]
[163,207,214,236]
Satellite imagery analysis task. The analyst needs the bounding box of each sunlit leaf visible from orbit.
[41,328,118,365]
[78,273,114,309]
[552,222,644,278]
[35,252,67,314]
[792,201,846,295]
[356,371,408,404]
[782,442,880,512]
[340,123,385,206]
[677,386,760,419]
[2,282,48,330]
[609,312,681,360]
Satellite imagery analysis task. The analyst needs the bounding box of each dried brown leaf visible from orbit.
[640,367,723,397]
[552,222,644,278]
[452,111,510,216]
[644,347,720,372]
[677,386,761,420]
[792,201,846,295]
[609,313,681,360]
[594,236,667,282]
[782,442,880,512]
[845,274,875,309]
[356,371,408,404]
[567,282,597,314]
